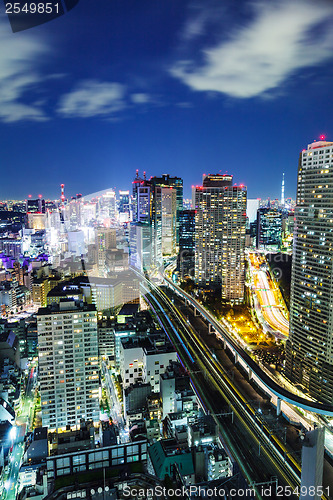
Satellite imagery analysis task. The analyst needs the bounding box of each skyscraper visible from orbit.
[132,171,152,223]
[150,175,183,244]
[256,208,282,250]
[153,186,177,256]
[178,209,195,278]
[118,190,131,223]
[95,228,117,277]
[131,172,158,271]
[286,139,333,403]
[194,174,246,301]
[131,171,180,268]
[38,299,99,431]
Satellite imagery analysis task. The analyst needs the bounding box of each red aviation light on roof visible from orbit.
[38,194,42,198]
[320,134,326,141]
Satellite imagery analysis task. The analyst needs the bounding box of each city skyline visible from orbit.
[1,0,333,199]
[2,2,333,497]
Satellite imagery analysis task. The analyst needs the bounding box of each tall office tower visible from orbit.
[131,172,156,270]
[256,208,282,250]
[118,190,131,223]
[179,210,196,250]
[194,174,247,302]
[129,223,154,271]
[68,195,82,229]
[150,175,183,244]
[286,139,333,403]
[178,210,195,278]
[132,171,151,223]
[97,190,116,222]
[153,186,177,256]
[95,228,117,277]
[38,299,99,431]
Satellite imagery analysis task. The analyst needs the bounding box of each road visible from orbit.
[2,365,36,500]
[101,362,129,443]
[248,252,289,337]
[254,269,289,336]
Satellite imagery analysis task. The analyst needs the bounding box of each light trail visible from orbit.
[249,253,289,336]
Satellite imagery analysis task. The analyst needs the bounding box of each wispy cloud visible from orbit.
[180,9,210,43]
[171,0,333,98]
[58,80,126,118]
[0,20,49,122]
[130,93,150,104]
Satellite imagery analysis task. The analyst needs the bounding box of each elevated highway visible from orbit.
[162,276,333,417]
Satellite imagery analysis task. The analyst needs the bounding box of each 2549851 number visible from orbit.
[5,3,59,14]
[276,485,330,497]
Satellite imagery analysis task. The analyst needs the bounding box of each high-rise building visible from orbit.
[26,198,45,214]
[129,223,154,272]
[286,139,333,403]
[178,210,195,278]
[95,228,117,277]
[154,186,177,256]
[118,190,131,223]
[179,210,195,251]
[132,171,152,223]
[37,299,99,431]
[194,174,246,302]
[150,175,183,243]
[131,171,180,267]
[256,208,282,250]
[131,172,155,271]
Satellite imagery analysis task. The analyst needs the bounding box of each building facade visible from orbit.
[286,139,333,403]
[150,175,183,244]
[194,174,247,302]
[38,300,99,431]
[256,208,282,250]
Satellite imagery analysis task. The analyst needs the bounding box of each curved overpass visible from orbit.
[163,276,333,416]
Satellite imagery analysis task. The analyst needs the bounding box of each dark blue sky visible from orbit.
[1,0,333,200]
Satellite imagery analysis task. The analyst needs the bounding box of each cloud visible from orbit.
[130,93,150,104]
[170,0,333,98]
[0,20,49,122]
[58,80,126,118]
[180,9,210,43]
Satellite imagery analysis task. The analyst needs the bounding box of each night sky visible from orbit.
[1,0,333,200]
